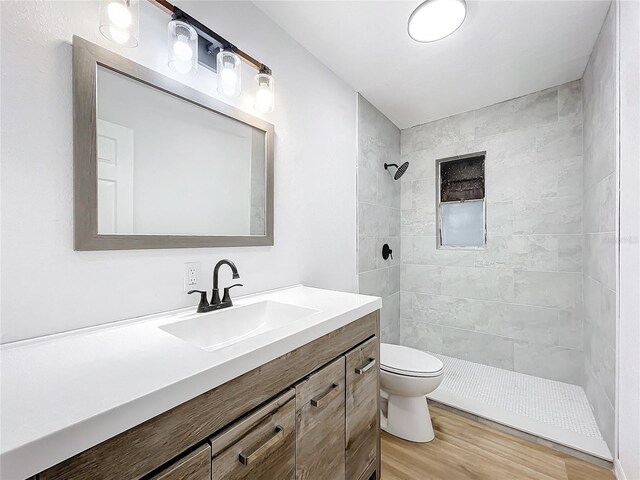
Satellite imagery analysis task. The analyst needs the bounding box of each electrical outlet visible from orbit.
[184,262,201,291]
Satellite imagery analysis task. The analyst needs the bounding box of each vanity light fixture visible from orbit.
[217,49,242,97]
[99,0,139,47]
[408,0,467,42]
[254,72,275,113]
[167,20,198,74]
[105,0,276,111]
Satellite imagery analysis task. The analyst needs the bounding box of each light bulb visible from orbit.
[220,68,238,96]
[107,2,132,29]
[109,25,131,45]
[173,35,193,61]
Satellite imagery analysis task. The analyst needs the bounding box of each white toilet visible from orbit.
[379,343,444,443]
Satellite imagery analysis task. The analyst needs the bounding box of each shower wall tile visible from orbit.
[442,327,515,370]
[513,195,582,234]
[514,271,582,310]
[358,236,377,273]
[358,166,377,204]
[475,235,558,271]
[486,201,514,235]
[475,303,559,345]
[359,267,390,298]
[401,208,436,236]
[400,318,443,353]
[558,80,583,122]
[400,291,413,319]
[441,267,515,302]
[413,294,477,330]
[381,292,400,343]
[378,169,401,207]
[408,236,476,267]
[401,182,413,210]
[557,235,583,272]
[357,95,401,341]
[514,343,583,384]
[557,309,584,349]
[404,111,475,153]
[388,265,401,295]
[537,121,583,160]
[582,3,617,453]
[474,87,558,138]
[398,80,586,386]
[411,178,436,209]
[401,264,443,294]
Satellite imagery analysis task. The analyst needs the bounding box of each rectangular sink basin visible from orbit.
[160,301,319,351]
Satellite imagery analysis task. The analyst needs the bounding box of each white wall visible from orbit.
[617,0,640,477]
[0,0,358,343]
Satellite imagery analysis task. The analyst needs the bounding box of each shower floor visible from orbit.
[426,354,612,461]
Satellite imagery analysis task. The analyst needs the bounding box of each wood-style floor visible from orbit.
[381,406,615,480]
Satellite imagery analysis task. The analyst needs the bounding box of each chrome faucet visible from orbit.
[188,259,243,313]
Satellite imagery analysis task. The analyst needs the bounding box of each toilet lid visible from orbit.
[380,343,444,377]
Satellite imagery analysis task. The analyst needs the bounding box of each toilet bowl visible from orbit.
[379,343,444,443]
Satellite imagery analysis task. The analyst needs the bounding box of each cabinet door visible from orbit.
[295,356,346,480]
[345,337,379,480]
[210,389,296,480]
[149,444,211,480]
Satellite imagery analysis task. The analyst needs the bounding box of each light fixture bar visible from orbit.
[149,0,271,75]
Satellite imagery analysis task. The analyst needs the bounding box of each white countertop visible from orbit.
[0,285,381,480]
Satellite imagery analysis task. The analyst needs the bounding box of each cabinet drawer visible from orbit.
[210,389,296,480]
[149,444,211,480]
[295,356,346,480]
[345,337,379,480]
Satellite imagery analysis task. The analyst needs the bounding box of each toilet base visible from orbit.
[381,394,435,443]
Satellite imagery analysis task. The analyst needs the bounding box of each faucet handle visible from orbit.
[188,290,209,312]
[222,284,243,304]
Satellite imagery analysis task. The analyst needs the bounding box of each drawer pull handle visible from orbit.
[311,383,339,408]
[238,425,284,466]
[355,358,376,375]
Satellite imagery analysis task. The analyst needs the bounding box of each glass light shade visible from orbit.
[254,73,275,113]
[167,20,198,74]
[216,50,241,97]
[408,0,466,42]
[99,0,139,47]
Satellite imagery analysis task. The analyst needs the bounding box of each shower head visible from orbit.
[384,162,410,180]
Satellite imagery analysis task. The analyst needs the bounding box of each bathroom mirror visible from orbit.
[73,36,274,250]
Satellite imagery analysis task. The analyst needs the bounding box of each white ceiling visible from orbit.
[255,0,611,129]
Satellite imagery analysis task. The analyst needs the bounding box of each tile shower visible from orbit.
[357,3,617,461]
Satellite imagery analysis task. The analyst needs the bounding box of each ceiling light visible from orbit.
[168,20,198,74]
[408,0,467,43]
[99,0,139,47]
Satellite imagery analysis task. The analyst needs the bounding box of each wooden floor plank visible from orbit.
[381,406,615,480]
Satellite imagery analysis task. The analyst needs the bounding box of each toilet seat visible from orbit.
[380,343,444,378]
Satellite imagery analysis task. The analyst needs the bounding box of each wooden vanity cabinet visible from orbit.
[149,445,211,480]
[295,357,346,480]
[209,390,296,480]
[345,337,379,480]
[37,312,379,480]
